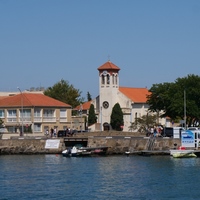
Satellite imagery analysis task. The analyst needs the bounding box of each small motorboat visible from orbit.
[125,151,130,156]
[62,147,72,157]
[172,152,197,158]
[170,146,197,158]
[62,146,91,157]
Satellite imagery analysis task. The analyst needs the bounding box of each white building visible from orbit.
[87,61,153,132]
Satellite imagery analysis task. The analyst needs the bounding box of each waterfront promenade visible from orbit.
[0,131,185,155]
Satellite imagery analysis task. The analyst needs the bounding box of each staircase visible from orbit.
[146,136,156,151]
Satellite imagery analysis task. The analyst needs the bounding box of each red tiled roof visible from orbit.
[119,87,150,103]
[0,93,71,107]
[75,101,92,111]
[0,96,8,100]
[97,61,120,71]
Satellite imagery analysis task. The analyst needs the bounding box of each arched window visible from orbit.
[112,74,115,84]
[102,75,105,84]
[115,75,118,84]
[107,74,110,84]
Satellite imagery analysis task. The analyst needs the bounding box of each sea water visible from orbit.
[0,154,200,200]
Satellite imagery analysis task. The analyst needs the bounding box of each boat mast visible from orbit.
[184,90,186,130]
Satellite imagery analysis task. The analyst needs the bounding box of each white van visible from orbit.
[173,127,184,139]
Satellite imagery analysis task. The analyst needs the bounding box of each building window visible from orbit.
[34,123,41,132]
[7,126,15,133]
[102,75,105,84]
[7,110,17,122]
[60,109,66,117]
[103,101,109,109]
[43,109,55,117]
[0,110,4,118]
[34,109,41,117]
[107,74,110,84]
[60,109,67,122]
[20,109,31,118]
[8,110,16,117]
[43,109,55,122]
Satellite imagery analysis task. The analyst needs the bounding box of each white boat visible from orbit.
[62,146,91,157]
[125,151,130,156]
[169,149,197,158]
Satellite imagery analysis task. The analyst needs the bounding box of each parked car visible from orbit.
[57,130,67,137]
[188,127,200,131]
[57,129,78,137]
[161,127,184,138]
[161,127,174,137]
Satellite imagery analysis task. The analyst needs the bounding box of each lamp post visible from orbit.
[17,87,24,136]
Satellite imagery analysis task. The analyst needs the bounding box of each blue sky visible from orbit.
[1,0,200,100]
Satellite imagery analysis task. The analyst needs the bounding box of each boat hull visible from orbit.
[172,152,197,158]
[170,149,197,158]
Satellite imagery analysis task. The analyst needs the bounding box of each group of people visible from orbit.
[45,127,78,138]
[146,126,163,137]
[45,128,57,137]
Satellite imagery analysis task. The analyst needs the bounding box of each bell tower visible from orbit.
[97,61,120,130]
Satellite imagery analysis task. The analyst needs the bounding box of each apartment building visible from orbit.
[0,92,72,134]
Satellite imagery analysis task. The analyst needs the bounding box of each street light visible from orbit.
[17,87,24,136]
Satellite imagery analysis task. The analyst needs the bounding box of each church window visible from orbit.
[102,75,105,84]
[107,74,110,84]
[103,101,109,109]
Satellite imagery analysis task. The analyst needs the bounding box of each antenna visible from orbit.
[108,55,110,61]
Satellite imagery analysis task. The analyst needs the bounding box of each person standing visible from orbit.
[53,128,57,137]
[50,128,53,137]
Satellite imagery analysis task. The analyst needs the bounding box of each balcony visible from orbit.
[34,117,42,122]
[60,117,67,122]
[7,117,17,123]
[43,117,56,122]
[19,117,31,123]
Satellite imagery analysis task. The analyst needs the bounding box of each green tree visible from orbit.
[87,92,92,101]
[129,114,157,133]
[147,74,200,127]
[44,79,84,108]
[88,104,97,126]
[110,103,124,131]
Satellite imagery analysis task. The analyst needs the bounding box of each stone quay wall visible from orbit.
[76,131,181,154]
[0,138,66,155]
[88,136,181,154]
[0,131,181,155]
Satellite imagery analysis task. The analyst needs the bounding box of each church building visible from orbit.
[88,61,151,132]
